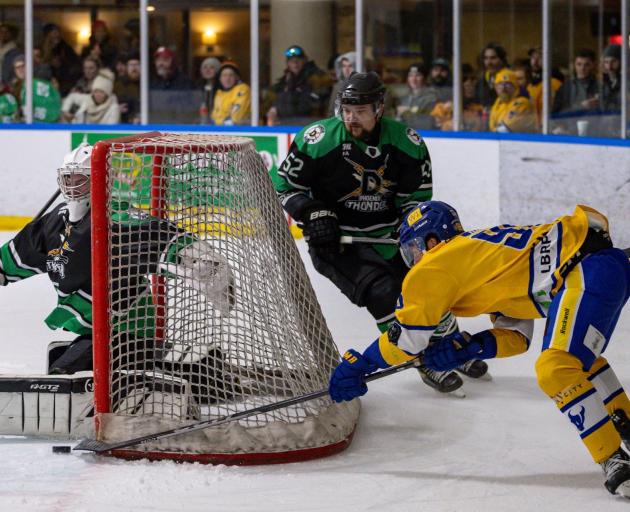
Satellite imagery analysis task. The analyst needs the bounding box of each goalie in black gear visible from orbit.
[0,143,234,436]
[272,72,488,394]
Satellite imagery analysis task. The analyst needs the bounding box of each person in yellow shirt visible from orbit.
[211,61,251,126]
[489,67,536,133]
[329,200,630,499]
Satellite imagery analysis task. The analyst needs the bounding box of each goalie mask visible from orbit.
[399,200,463,267]
[58,142,92,222]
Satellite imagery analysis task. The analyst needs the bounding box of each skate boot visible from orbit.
[602,447,630,498]
[456,359,491,380]
[418,364,465,398]
[612,409,630,451]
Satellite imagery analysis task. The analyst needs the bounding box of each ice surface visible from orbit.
[1,230,630,511]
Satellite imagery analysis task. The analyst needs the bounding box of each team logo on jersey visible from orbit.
[365,145,381,158]
[47,250,69,279]
[303,124,325,144]
[406,127,422,146]
[338,155,396,212]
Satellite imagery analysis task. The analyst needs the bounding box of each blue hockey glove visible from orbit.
[329,349,379,403]
[423,331,485,372]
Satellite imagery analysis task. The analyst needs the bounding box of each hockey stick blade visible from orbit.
[73,358,422,454]
[340,236,398,245]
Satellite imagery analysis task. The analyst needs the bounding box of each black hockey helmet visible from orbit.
[336,71,386,118]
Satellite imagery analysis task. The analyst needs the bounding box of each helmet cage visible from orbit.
[58,164,91,201]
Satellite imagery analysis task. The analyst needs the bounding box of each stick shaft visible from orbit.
[34,189,61,220]
[340,235,398,245]
[74,358,421,453]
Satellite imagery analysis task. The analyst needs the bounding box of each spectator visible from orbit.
[489,68,536,133]
[476,42,508,109]
[61,69,120,124]
[81,19,118,71]
[0,22,20,86]
[32,46,54,87]
[327,51,356,116]
[600,44,621,137]
[114,54,128,80]
[0,86,17,123]
[150,46,193,90]
[114,51,140,124]
[41,23,81,96]
[431,63,484,132]
[429,58,452,102]
[11,54,60,123]
[211,61,251,126]
[198,57,220,124]
[72,56,101,94]
[266,45,331,126]
[521,49,562,129]
[552,48,599,135]
[395,62,437,130]
[121,19,140,55]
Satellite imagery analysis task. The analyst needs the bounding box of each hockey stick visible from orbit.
[73,357,422,453]
[340,235,398,245]
[34,189,61,221]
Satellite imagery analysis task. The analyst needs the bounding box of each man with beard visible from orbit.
[271,72,490,395]
[150,46,193,90]
[429,58,452,103]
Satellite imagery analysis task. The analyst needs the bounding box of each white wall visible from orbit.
[0,129,627,249]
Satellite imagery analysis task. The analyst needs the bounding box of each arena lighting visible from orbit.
[146,5,155,12]
[202,28,217,45]
[77,27,90,45]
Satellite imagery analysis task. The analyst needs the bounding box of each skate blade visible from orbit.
[476,372,493,382]
[616,480,630,499]
[433,388,466,399]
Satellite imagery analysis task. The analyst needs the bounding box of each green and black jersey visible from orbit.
[0,204,190,338]
[271,116,432,258]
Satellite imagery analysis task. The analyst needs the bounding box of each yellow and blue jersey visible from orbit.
[378,204,609,364]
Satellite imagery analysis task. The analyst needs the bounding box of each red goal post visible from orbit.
[90,132,359,464]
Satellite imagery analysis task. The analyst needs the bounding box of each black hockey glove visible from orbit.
[300,202,341,258]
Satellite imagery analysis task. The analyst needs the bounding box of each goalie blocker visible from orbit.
[0,370,198,439]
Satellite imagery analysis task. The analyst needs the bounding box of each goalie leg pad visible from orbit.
[0,372,95,439]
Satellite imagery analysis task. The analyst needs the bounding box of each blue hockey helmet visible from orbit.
[398,200,463,267]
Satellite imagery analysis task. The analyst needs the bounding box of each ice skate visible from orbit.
[456,359,492,381]
[418,364,465,398]
[602,447,630,498]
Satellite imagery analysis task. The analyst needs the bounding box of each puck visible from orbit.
[52,445,72,454]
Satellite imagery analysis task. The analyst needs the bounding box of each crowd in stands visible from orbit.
[0,17,624,135]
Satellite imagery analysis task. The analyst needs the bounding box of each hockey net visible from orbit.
[91,132,359,464]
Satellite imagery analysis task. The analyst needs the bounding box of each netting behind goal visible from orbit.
[90,132,359,464]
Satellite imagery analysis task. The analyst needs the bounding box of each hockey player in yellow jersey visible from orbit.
[489,68,536,133]
[328,200,630,498]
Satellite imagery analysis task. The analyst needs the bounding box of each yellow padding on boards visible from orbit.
[378,333,415,366]
[0,216,32,231]
[492,328,529,358]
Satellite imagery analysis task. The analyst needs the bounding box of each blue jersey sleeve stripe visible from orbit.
[398,323,437,331]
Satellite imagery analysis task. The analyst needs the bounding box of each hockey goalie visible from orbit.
[0,142,232,438]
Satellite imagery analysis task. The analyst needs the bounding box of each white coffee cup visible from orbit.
[577,120,589,136]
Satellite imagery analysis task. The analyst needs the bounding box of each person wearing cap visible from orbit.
[552,48,600,135]
[429,58,452,102]
[265,45,331,126]
[0,22,20,86]
[114,51,141,124]
[151,46,193,90]
[489,67,535,133]
[61,69,120,124]
[396,62,438,130]
[41,23,81,97]
[198,57,221,124]
[476,42,509,109]
[11,54,60,123]
[80,19,118,71]
[211,61,251,126]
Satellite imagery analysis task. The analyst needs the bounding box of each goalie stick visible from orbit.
[73,357,422,454]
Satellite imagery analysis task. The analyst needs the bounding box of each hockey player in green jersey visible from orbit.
[272,71,488,394]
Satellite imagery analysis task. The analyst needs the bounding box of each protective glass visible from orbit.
[57,165,90,200]
[399,236,426,268]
